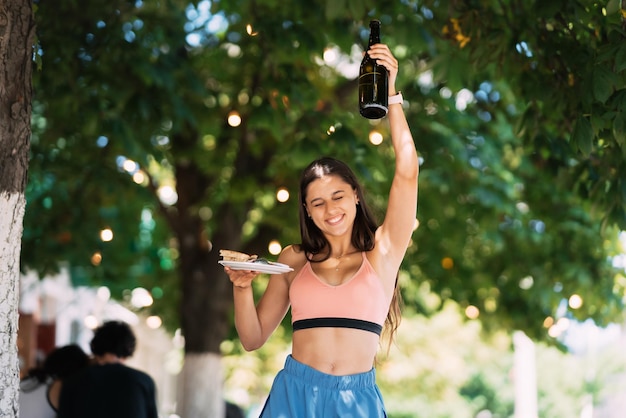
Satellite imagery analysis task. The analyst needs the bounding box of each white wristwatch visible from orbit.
[388,91,403,105]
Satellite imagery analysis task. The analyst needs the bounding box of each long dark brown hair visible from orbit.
[297,157,402,350]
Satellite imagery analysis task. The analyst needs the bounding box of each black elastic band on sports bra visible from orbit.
[293,318,383,336]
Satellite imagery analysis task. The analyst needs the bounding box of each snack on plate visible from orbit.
[219,249,272,265]
[219,249,257,262]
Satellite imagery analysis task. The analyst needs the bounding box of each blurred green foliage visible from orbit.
[23,0,626,355]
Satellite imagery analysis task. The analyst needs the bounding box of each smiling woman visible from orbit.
[222,43,419,417]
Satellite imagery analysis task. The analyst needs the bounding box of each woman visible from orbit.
[19,344,90,418]
[225,43,418,417]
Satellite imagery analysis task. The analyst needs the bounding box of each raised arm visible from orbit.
[367,44,419,268]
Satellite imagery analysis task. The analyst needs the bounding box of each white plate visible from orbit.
[219,260,294,274]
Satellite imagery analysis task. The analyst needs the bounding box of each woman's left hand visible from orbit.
[367,43,399,95]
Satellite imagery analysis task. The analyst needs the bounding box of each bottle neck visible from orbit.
[368,22,381,47]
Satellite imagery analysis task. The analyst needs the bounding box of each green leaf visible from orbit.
[592,66,616,103]
[615,44,626,73]
[572,116,593,156]
[514,103,534,137]
[613,112,626,151]
[606,0,621,14]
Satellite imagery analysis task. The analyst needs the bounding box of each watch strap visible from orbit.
[388,91,403,105]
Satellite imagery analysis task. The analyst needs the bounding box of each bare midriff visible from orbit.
[291,327,380,375]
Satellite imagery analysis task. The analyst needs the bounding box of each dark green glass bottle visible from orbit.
[359,20,388,119]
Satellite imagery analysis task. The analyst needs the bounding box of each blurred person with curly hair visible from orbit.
[58,321,158,418]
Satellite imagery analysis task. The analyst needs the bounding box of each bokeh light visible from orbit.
[369,130,383,145]
[227,111,242,127]
[519,276,534,290]
[91,251,103,266]
[465,305,480,319]
[130,287,154,308]
[441,257,454,270]
[123,159,138,173]
[100,228,113,242]
[569,294,583,309]
[323,47,339,65]
[133,171,146,184]
[268,240,282,255]
[146,315,162,329]
[548,317,570,338]
[246,23,258,36]
[276,188,290,203]
[157,185,178,205]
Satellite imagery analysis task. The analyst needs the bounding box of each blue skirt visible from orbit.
[259,355,387,418]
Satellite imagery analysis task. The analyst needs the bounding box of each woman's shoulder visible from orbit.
[279,245,308,275]
[279,244,305,263]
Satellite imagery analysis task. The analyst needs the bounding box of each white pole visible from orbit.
[513,330,538,418]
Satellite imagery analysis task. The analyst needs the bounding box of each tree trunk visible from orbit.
[177,223,231,418]
[178,353,225,418]
[0,1,34,416]
[174,158,247,417]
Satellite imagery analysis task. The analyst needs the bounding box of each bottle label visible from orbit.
[359,71,385,79]
[358,72,388,103]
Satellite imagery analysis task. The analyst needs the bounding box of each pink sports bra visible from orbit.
[289,252,389,335]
